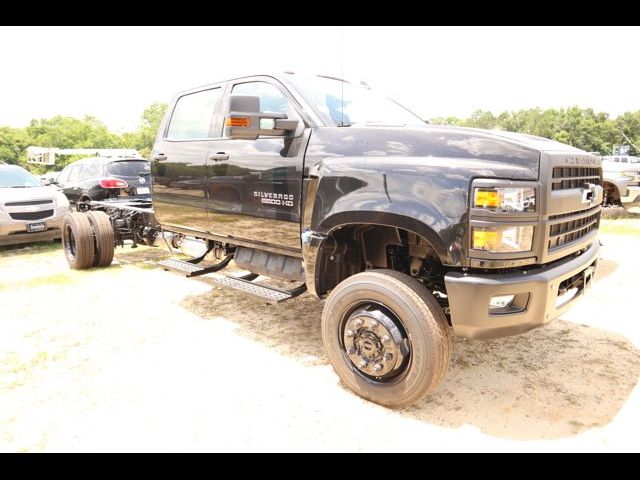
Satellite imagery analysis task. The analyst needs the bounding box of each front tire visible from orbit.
[321,269,451,408]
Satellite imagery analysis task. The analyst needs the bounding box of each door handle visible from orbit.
[209,152,229,162]
[153,153,167,161]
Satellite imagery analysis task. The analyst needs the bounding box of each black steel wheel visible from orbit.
[322,269,451,408]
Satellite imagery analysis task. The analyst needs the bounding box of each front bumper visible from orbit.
[0,209,65,246]
[445,240,600,339]
[622,185,640,207]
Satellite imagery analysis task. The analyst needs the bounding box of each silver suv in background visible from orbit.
[0,165,69,246]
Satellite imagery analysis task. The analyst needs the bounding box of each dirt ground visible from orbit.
[1,222,639,452]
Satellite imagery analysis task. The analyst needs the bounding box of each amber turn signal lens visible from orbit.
[472,228,501,250]
[474,188,501,208]
[225,117,251,128]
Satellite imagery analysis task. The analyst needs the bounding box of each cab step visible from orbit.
[157,256,232,278]
[157,257,306,303]
[210,276,306,303]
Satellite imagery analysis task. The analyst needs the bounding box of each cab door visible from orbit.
[205,78,308,251]
[151,86,224,233]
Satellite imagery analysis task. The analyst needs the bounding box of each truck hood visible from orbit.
[306,125,592,181]
[0,186,62,205]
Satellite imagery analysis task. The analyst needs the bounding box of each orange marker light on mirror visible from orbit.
[225,117,251,128]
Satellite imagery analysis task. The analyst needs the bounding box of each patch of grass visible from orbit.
[0,241,61,257]
[600,219,640,236]
[569,420,585,429]
[454,358,471,369]
[0,273,74,290]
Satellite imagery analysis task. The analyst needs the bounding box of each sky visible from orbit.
[1,26,639,133]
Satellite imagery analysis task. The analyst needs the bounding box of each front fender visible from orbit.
[304,156,484,267]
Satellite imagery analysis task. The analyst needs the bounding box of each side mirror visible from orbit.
[41,179,51,186]
[225,94,300,140]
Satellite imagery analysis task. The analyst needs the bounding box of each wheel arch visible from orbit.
[303,213,448,297]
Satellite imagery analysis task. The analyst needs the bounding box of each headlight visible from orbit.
[472,225,534,253]
[473,187,536,213]
[55,193,69,209]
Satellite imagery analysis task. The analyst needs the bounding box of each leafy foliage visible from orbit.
[0,103,167,172]
[430,107,640,155]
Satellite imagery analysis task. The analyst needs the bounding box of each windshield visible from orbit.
[107,160,151,177]
[0,168,42,188]
[288,75,425,127]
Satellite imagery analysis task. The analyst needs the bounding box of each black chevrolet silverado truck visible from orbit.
[61,73,602,407]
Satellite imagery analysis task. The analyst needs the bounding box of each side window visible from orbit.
[82,161,101,179]
[166,88,222,140]
[67,165,82,183]
[232,82,289,114]
[57,167,71,185]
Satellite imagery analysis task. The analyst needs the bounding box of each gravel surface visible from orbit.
[0,230,639,452]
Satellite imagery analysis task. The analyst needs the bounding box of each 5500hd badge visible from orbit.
[254,191,294,207]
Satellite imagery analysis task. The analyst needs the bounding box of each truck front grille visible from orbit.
[551,167,601,190]
[548,207,600,251]
[9,210,54,221]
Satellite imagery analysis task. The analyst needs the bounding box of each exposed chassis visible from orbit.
[87,197,159,248]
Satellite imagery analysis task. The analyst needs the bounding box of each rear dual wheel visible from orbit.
[62,211,114,269]
[321,269,451,408]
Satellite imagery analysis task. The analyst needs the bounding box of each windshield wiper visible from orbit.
[9,185,33,188]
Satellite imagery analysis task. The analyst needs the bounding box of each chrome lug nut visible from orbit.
[381,335,391,344]
[346,347,357,355]
[345,329,354,338]
[353,319,364,328]
[384,353,394,362]
[358,360,368,369]
[372,364,383,373]
[369,320,378,330]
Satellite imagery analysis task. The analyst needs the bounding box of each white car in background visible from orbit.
[602,155,640,186]
[0,164,69,246]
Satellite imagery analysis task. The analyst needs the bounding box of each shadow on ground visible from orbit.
[185,281,640,440]
[116,245,640,440]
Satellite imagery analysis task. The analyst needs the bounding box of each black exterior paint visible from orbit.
[57,157,151,205]
[302,126,541,267]
[151,73,593,294]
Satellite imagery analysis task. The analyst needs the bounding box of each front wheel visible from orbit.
[321,270,451,408]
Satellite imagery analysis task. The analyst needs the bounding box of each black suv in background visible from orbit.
[55,156,151,208]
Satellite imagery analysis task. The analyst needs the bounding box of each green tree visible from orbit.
[0,127,29,164]
[122,102,167,158]
[430,107,640,156]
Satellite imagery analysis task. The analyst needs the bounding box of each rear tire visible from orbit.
[321,269,452,408]
[62,213,95,270]
[86,211,115,268]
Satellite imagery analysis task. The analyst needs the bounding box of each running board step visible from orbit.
[157,257,232,278]
[210,276,306,303]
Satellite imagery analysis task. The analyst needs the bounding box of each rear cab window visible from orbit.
[108,160,151,177]
[166,88,223,140]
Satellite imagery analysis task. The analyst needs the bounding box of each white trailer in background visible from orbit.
[27,147,140,166]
